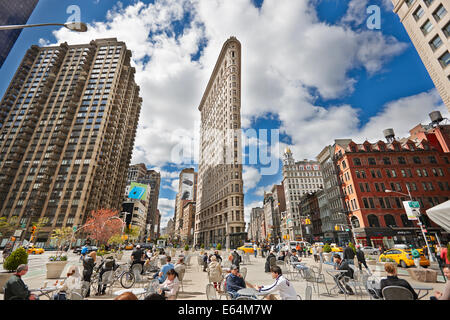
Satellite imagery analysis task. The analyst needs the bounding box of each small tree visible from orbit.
[184,244,189,251]
[50,227,72,258]
[30,217,46,243]
[216,243,222,250]
[108,234,126,250]
[348,242,356,254]
[201,243,205,249]
[83,209,123,245]
[323,243,332,253]
[3,247,28,272]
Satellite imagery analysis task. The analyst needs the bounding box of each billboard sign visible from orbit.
[180,172,194,201]
[128,182,148,200]
[403,201,420,221]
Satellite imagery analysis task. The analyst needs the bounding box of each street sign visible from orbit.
[13,229,23,237]
[73,226,77,231]
[403,201,420,220]
[21,223,26,228]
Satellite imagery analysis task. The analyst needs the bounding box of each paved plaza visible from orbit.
[0,250,447,300]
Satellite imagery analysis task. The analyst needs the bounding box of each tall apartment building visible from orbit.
[174,168,197,243]
[316,143,351,244]
[263,184,286,243]
[334,129,450,248]
[248,207,264,243]
[126,163,161,240]
[0,0,39,68]
[0,38,141,246]
[281,148,323,241]
[194,37,246,249]
[392,0,450,111]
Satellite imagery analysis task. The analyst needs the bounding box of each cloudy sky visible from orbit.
[0,0,448,228]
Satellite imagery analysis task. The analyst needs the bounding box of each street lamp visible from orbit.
[384,186,435,262]
[0,22,88,32]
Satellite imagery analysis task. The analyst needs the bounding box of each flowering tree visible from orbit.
[83,209,123,245]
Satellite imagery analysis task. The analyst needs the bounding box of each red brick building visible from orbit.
[334,138,450,248]
[298,191,322,243]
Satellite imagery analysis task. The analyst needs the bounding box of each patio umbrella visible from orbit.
[426,200,450,233]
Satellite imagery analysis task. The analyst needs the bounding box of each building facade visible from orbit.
[263,184,285,243]
[194,37,246,249]
[316,143,351,245]
[298,192,322,243]
[334,133,450,248]
[0,38,141,247]
[174,168,197,243]
[281,148,323,241]
[248,207,264,243]
[0,0,39,68]
[392,0,450,111]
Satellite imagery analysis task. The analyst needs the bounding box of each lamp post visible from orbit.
[385,186,435,262]
[0,22,88,32]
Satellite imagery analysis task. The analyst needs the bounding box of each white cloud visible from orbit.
[44,0,408,176]
[242,166,261,192]
[244,200,262,224]
[341,0,370,27]
[158,197,176,227]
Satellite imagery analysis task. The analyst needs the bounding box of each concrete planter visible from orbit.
[0,271,13,293]
[323,252,333,262]
[46,261,68,279]
[366,260,377,266]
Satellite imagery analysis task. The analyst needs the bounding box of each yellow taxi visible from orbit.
[379,248,430,268]
[237,243,257,254]
[125,243,134,250]
[27,246,44,254]
[331,244,343,252]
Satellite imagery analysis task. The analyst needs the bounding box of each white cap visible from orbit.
[136,245,141,248]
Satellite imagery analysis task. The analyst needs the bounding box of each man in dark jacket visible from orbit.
[96,256,118,295]
[4,264,37,300]
[343,244,356,264]
[226,265,246,299]
[231,250,241,271]
[214,250,222,263]
[82,253,96,297]
[265,251,276,272]
[131,245,145,271]
[333,254,354,295]
[355,245,371,273]
[203,252,209,272]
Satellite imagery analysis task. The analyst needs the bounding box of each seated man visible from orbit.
[154,256,174,284]
[431,264,450,300]
[225,264,246,299]
[332,254,354,295]
[4,264,38,300]
[380,262,418,300]
[290,249,308,273]
[252,265,298,300]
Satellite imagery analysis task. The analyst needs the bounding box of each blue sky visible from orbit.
[0,0,446,227]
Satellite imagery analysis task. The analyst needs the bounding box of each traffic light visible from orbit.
[31,226,36,233]
[334,225,340,231]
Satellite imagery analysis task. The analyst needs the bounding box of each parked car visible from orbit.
[125,243,134,250]
[360,246,380,255]
[378,248,430,268]
[73,245,98,255]
[137,243,153,250]
[27,246,45,254]
[237,244,257,254]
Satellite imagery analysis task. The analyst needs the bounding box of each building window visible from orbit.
[405,0,416,7]
[383,157,391,165]
[413,156,421,164]
[353,158,361,166]
[401,214,414,227]
[429,35,443,51]
[413,6,425,20]
[384,214,396,227]
[423,0,434,7]
[421,20,434,35]
[433,4,447,22]
[397,156,406,164]
[368,215,380,228]
[444,21,450,38]
[368,157,376,165]
[438,51,450,68]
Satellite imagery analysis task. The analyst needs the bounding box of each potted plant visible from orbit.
[46,227,71,279]
[322,243,332,262]
[184,244,189,251]
[0,247,28,293]
[216,243,222,251]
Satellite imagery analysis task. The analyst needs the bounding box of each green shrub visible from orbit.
[3,247,28,272]
[201,243,205,249]
[216,243,222,250]
[323,244,332,253]
[184,244,189,251]
[49,255,67,261]
[348,242,356,254]
[380,256,386,262]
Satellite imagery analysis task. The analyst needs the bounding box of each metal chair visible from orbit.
[98,270,115,295]
[131,264,147,287]
[80,281,91,298]
[240,267,247,280]
[236,296,258,300]
[305,285,313,300]
[175,265,186,292]
[217,275,232,300]
[68,291,84,300]
[382,286,414,300]
[197,255,204,272]
[206,284,219,300]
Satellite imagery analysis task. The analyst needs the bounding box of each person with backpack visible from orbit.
[231,250,242,271]
[96,255,118,295]
[411,245,421,268]
[82,251,96,297]
[355,245,371,274]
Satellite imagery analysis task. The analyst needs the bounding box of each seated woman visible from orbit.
[54,265,82,300]
[380,263,418,300]
[157,269,180,300]
[207,255,223,290]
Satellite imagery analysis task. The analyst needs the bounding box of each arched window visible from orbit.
[368,214,380,228]
[400,214,413,227]
[351,216,360,228]
[384,214,397,227]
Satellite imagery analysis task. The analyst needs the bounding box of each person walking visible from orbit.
[231,250,241,271]
[343,243,356,265]
[253,243,258,258]
[4,264,38,300]
[312,245,319,263]
[82,251,96,297]
[80,244,88,261]
[202,252,209,272]
[355,245,371,274]
[265,251,276,273]
[131,245,145,272]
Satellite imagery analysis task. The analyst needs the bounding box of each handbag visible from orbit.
[53,292,67,300]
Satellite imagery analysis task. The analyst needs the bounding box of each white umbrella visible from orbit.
[426,200,450,233]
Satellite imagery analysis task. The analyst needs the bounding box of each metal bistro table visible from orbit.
[30,286,61,299]
[411,284,434,300]
[237,288,266,300]
[321,269,348,297]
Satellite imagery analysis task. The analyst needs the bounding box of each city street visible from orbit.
[0,250,447,300]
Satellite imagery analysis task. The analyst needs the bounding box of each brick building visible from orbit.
[298,192,322,243]
[334,134,450,248]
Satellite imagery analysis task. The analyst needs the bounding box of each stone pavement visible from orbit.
[1,250,447,300]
